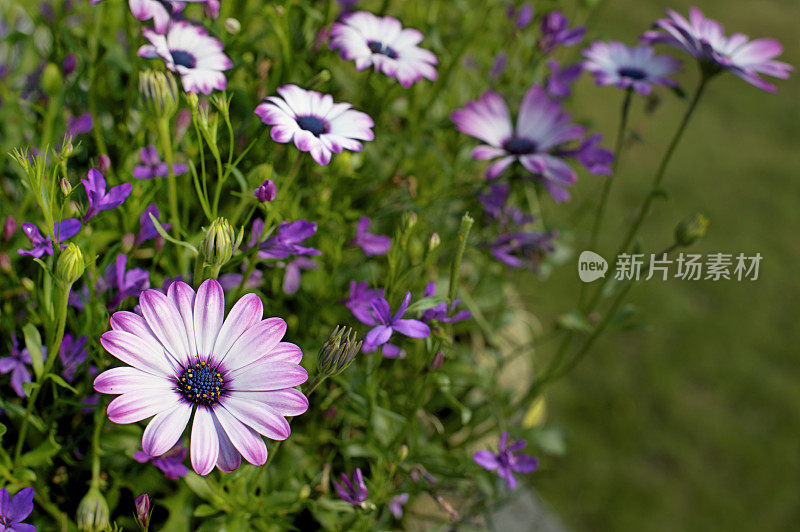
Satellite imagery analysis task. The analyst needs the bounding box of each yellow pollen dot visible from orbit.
[187,386,191,390]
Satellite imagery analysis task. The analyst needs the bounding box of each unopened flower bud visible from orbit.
[0,253,11,274]
[139,70,179,119]
[428,232,441,252]
[42,62,62,96]
[254,179,277,202]
[185,91,199,111]
[135,493,151,530]
[675,213,709,247]
[201,218,239,267]
[77,487,110,532]
[57,243,84,285]
[3,216,17,241]
[404,211,418,231]
[398,445,409,462]
[60,177,72,196]
[429,350,445,370]
[224,18,241,34]
[121,233,135,253]
[317,326,362,377]
[21,278,35,292]
[97,154,111,174]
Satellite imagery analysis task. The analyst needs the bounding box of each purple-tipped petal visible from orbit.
[142,403,192,456]
[190,406,220,475]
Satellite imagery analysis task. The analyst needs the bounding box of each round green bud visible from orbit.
[42,63,62,96]
[77,487,110,532]
[56,243,85,285]
[202,218,237,268]
[675,213,709,247]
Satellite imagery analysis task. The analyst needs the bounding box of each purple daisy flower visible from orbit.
[539,11,586,54]
[139,21,232,94]
[330,11,438,88]
[490,230,556,269]
[1,334,43,397]
[133,145,189,179]
[641,7,793,92]
[351,216,391,257]
[474,431,538,489]
[0,486,35,531]
[258,220,321,260]
[333,468,368,506]
[18,219,81,258]
[345,281,384,325]
[93,279,309,475]
[255,85,374,166]
[136,204,170,246]
[358,292,430,353]
[59,333,88,382]
[82,169,132,221]
[545,60,583,99]
[451,85,613,202]
[421,283,472,323]
[583,42,682,95]
[134,444,190,479]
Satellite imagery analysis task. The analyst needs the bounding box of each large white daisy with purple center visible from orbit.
[255,85,374,166]
[94,279,308,475]
[582,42,682,95]
[451,85,612,202]
[330,11,438,88]
[138,21,232,94]
[641,7,792,93]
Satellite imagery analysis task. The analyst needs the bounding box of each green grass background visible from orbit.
[521,0,800,530]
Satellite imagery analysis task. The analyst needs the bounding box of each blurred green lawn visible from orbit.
[521,0,800,530]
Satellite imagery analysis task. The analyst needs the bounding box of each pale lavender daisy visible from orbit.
[641,7,792,92]
[330,11,438,88]
[255,85,374,166]
[93,279,309,475]
[583,42,681,95]
[138,21,232,94]
[451,85,613,202]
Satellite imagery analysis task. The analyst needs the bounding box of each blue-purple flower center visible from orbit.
[177,360,225,406]
[502,137,538,155]
[170,50,197,69]
[367,40,399,59]
[296,115,329,136]
[617,67,647,80]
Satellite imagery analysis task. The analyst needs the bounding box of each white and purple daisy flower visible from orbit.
[641,7,793,93]
[583,42,681,95]
[138,21,232,94]
[451,85,613,202]
[94,279,309,475]
[330,11,438,88]
[255,85,374,166]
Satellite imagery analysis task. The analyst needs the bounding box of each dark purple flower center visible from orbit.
[177,360,225,406]
[502,137,538,155]
[170,50,196,69]
[367,40,399,59]
[617,67,647,80]
[296,115,329,136]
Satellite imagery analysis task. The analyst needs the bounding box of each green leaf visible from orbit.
[405,296,448,314]
[193,504,219,518]
[21,381,40,396]
[556,311,593,333]
[46,374,78,394]
[0,423,6,441]
[149,213,199,254]
[22,323,44,379]
[19,433,61,467]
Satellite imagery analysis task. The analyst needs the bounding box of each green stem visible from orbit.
[158,118,180,236]
[448,213,474,306]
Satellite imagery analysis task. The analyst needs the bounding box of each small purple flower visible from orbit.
[388,493,409,519]
[134,445,190,479]
[489,53,507,80]
[133,146,189,179]
[254,180,277,202]
[474,431,538,489]
[478,184,533,227]
[218,269,263,292]
[282,257,317,295]
[1,335,43,397]
[59,333,88,382]
[137,204,171,246]
[258,220,321,260]
[18,219,81,258]
[452,85,613,202]
[561,134,615,177]
[0,486,35,531]
[539,11,586,54]
[330,12,438,88]
[255,85,374,166]
[421,283,472,323]
[352,217,391,257]
[63,53,77,75]
[345,281,384,325]
[66,113,93,138]
[333,468,368,506]
[97,254,150,310]
[507,2,534,29]
[641,7,793,92]
[82,169,132,221]
[246,218,265,250]
[490,230,556,270]
[358,292,430,353]
[583,42,681,95]
[139,21,232,94]
[546,60,583,99]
